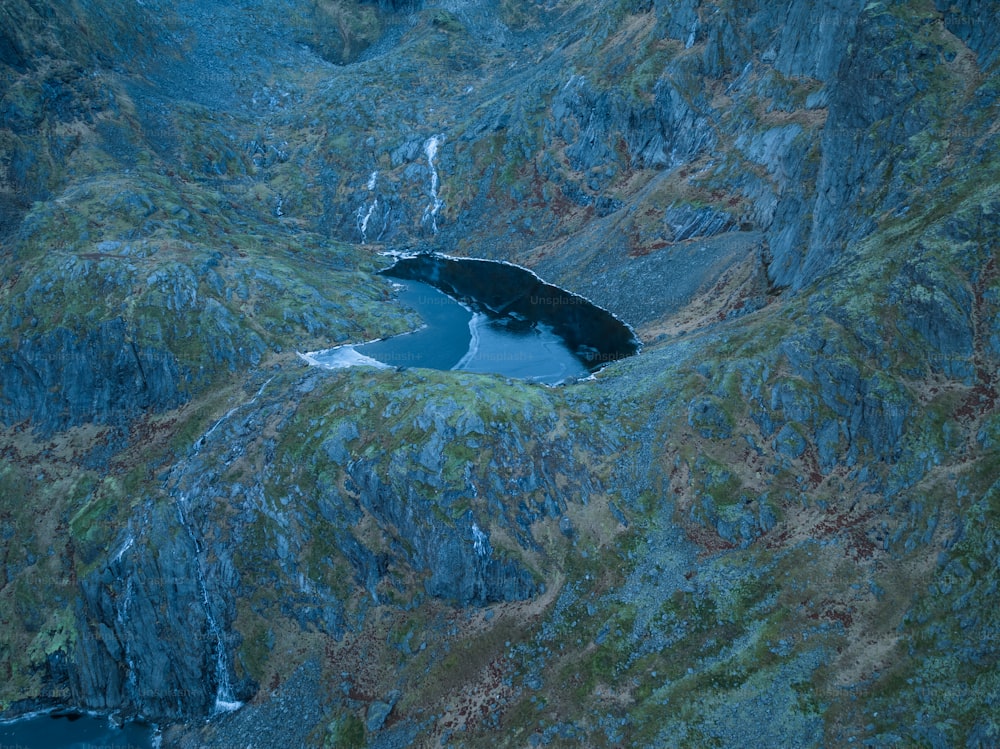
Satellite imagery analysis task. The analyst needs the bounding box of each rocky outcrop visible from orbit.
[300,0,426,66]
[71,527,217,719]
[794,8,923,288]
[936,0,1000,68]
[367,0,423,11]
[68,481,254,720]
[46,366,556,721]
[549,74,716,173]
[0,0,158,235]
[0,319,183,436]
[347,459,538,605]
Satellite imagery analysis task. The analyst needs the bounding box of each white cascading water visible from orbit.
[172,378,273,714]
[422,134,445,233]
[454,312,486,371]
[471,522,489,557]
[113,541,139,695]
[357,170,379,243]
[195,377,273,454]
[112,533,134,564]
[176,494,242,714]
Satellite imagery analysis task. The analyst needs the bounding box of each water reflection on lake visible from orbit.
[306,278,593,384]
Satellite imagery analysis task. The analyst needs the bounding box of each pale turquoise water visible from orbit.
[355,279,473,370]
[452,313,590,383]
[310,278,592,384]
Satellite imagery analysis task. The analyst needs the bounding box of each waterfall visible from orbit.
[178,380,276,713]
[454,312,486,371]
[422,134,445,233]
[357,199,379,244]
[471,522,490,557]
[202,577,242,713]
[176,494,242,714]
[112,533,134,564]
[123,579,138,693]
[357,170,379,243]
[113,542,139,695]
[194,377,273,454]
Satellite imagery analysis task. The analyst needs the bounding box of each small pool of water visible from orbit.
[302,254,640,384]
[0,710,156,749]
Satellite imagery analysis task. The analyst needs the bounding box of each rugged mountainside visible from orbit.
[1,0,998,746]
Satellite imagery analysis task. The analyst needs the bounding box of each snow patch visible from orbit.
[298,346,393,370]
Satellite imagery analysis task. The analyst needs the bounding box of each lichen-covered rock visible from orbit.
[0,319,183,436]
[2,0,999,747]
[688,395,734,440]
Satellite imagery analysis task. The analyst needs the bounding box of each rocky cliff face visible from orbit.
[2,0,999,747]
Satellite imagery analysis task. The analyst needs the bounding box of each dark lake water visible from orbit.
[0,710,155,748]
[305,251,642,384]
[355,279,474,371]
[307,278,594,384]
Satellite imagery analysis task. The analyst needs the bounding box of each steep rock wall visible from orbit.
[0,319,183,437]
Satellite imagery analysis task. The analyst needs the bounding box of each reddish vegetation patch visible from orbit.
[760,493,886,565]
[323,629,383,704]
[956,380,997,422]
[79,252,121,260]
[110,415,178,471]
[436,656,513,733]
[627,239,669,258]
[805,598,856,629]
[762,527,792,550]
[815,509,878,562]
[683,522,738,555]
[958,255,999,421]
